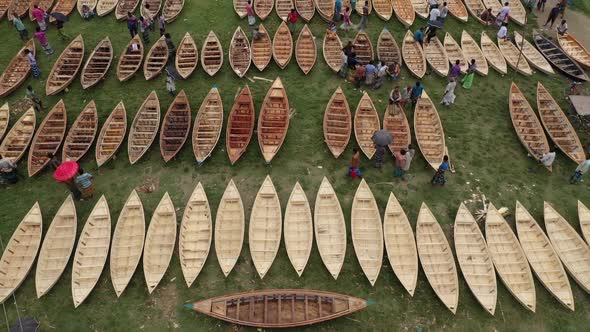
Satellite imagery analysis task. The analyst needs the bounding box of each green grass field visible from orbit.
[1,2,590,331]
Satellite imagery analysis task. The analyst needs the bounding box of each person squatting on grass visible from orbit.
[349,148,362,178]
[571,157,590,184]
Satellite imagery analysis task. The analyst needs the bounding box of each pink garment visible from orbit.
[394,151,406,168]
[31,7,45,22]
[246,3,254,16]
[34,31,48,45]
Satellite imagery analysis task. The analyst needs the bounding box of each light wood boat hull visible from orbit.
[252,24,272,71]
[402,30,426,78]
[480,31,507,75]
[498,38,533,76]
[353,31,374,65]
[62,101,98,162]
[144,36,168,80]
[391,0,415,27]
[128,91,160,164]
[0,40,35,98]
[461,30,488,76]
[117,34,144,82]
[162,0,183,22]
[116,0,139,19]
[295,0,314,21]
[377,28,401,67]
[295,24,317,75]
[557,33,590,70]
[193,87,223,163]
[175,32,198,79]
[258,77,290,163]
[284,182,313,276]
[315,177,346,280]
[354,92,380,159]
[0,108,36,163]
[514,32,554,75]
[0,104,8,141]
[314,0,333,21]
[96,102,127,167]
[201,31,223,76]
[255,0,273,20]
[81,36,113,89]
[323,87,351,158]
[215,180,245,277]
[273,22,293,69]
[444,32,468,73]
[46,35,84,96]
[229,26,252,78]
[323,30,343,72]
[414,91,445,170]
[383,104,411,155]
[28,100,67,177]
[424,37,449,77]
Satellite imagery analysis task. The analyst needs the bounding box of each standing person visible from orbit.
[402,144,415,176]
[537,0,546,11]
[31,5,47,31]
[364,61,376,87]
[335,0,342,21]
[461,59,477,89]
[339,49,348,78]
[559,0,567,18]
[400,85,412,109]
[52,13,70,40]
[165,68,176,96]
[440,78,457,106]
[358,1,369,30]
[411,81,424,108]
[393,149,407,178]
[144,4,155,31]
[496,2,510,25]
[158,13,166,36]
[34,27,54,55]
[26,85,44,112]
[374,62,388,89]
[439,2,449,22]
[12,15,29,41]
[246,0,256,26]
[287,8,298,33]
[127,12,138,37]
[341,6,353,30]
[354,64,365,88]
[349,148,362,178]
[25,49,40,78]
[544,3,561,29]
[414,27,425,46]
[570,157,590,184]
[431,155,450,185]
[449,60,461,80]
[165,33,176,58]
[74,168,95,200]
[497,22,509,40]
[140,16,150,43]
[427,0,438,9]
[428,5,440,24]
[556,20,568,35]
[374,144,386,168]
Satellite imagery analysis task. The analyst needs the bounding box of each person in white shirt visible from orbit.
[556,20,568,35]
[429,7,440,21]
[496,2,510,25]
[539,151,556,168]
[497,22,508,40]
[428,0,439,8]
[439,2,449,20]
[571,157,590,184]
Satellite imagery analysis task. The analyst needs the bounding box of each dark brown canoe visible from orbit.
[96,102,127,167]
[533,33,589,82]
[252,23,272,71]
[258,77,290,163]
[226,85,255,165]
[201,31,223,76]
[323,87,351,158]
[28,100,67,177]
[62,100,98,162]
[0,39,35,98]
[175,32,198,79]
[128,91,160,164]
[160,89,191,162]
[144,35,168,80]
[353,31,374,65]
[46,35,85,96]
[81,36,113,89]
[117,34,144,82]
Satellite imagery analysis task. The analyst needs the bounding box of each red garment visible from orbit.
[351,153,360,169]
[31,7,45,22]
[394,151,406,168]
[288,11,298,23]
[34,31,48,45]
[246,3,254,16]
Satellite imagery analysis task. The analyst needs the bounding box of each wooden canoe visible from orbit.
[233,0,246,17]
[0,0,13,18]
[391,0,415,27]
[96,102,127,167]
[8,0,30,18]
[454,203,497,315]
[446,0,468,22]
[255,0,273,20]
[0,108,35,163]
[424,37,449,77]
[96,0,118,16]
[323,87,351,159]
[464,0,487,24]
[295,0,314,21]
[482,0,501,15]
[110,190,145,297]
[215,179,245,277]
[180,182,212,287]
[498,38,533,76]
[144,35,168,80]
[507,0,525,25]
[515,201,574,311]
[140,0,161,18]
[115,0,139,19]
[0,103,9,142]
[71,195,110,308]
[117,34,144,82]
[579,201,590,245]
[353,31,374,65]
[62,101,97,162]
[545,202,590,294]
[444,32,468,73]
[162,0,183,22]
[480,31,507,75]
[186,289,367,328]
[410,0,428,19]
[461,30,488,76]
[229,26,252,78]
[315,177,346,280]
[323,30,343,72]
[143,192,176,294]
[383,193,417,296]
[537,82,584,165]
[414,91,445,170]
[354,0,372,15]
[372,0,391,20]
[48,0,77,21]
[513,32,554,75]
[81,36,113,89]
[509,82,550,170]
[383,103,411,155]
[351,179,383,286]
[533,33,589,82]
[160,89,191,162]
[354,92,379,159]
[46,34,84,96]
[557,33,590,70]
[295,24,316,75]
[0,202,41,303]
[275,0,293,20]
[284,182,313,276]
[416,202,459,314]
[77,0,97,17]
[402,30,426,78]
[128,91,160,164]
[27,100,67,177]
[226,85,255,165]
[314,0,333,21]
[35,195,76,298]
[193,87,223,164]
[485,203,535,312]
[377,28,401,67]
[175,32,198,79]
[252,23,273,71]
[0,40,35,98]
[258,77,290,163]
[201,31,223,76]
[273,21,293,69]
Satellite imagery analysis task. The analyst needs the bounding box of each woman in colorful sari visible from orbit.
[431,155,449,185]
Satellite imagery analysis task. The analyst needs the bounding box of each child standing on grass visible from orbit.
[24,49,40,78]
[12,15,28,41]
[34,27,54,55]
[349,148,362,178]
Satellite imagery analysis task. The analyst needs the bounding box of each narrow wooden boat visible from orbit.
[255,0,273,20]
[391,0,415,27]
[507,0,525,25]
[226,85,255,165]
[446,0,468,22]
[371,0,391,20]
[35,196,76,298]
[314,0,333,21]
[464,0,487,24]
[115,0,139,19]
[513,32,554,75]
[8,0,30,18]
[0,108,35,163]
[0,202,41,303]
[557,33,590,70]
[215,180,245,277]
[480,31,507,75]
[424,37,449,77]
[273,21,293,69]
[537,82,584,165]
[110,190,145,297]
[229,26,252,78]
[140,0,161,18]
[461,30,488,76]
[354,92,379,159]
[81,37,113,89]
[377,28,401,67]
[162,0,183,22]
[96,0,118,16]
[258,77,290,163]
[353,31,374,65]
[509,83,550,170]
[0,0,12,18]
[383,103,410,155]
[323,30,342,72]
[62,101,97,162]
[186,289,367,328]
[144,35,168,80]
[0,104,9,142]
[233,0,246,17]
[485,203,535,312]
[0,40,35,98]
[174,32,198,79]
[77,0,97,17]
[201,31,223,76]
[354,0,371,15]
[128,91,160,164]
[180,182,212,287]
[27,100,67,177]
[315,177,346,280]
[545,202,590,294]
[444,32,468,73]
[579,201,590,245]
[252,23,272,71]
[117,34,144,82]
[410,0,428,19]
[295,0,314,21]
[143,192,176,294]
[515,201,574,311]
[323,87,351,159]
[402,30,426,78]
[482,0,501,15]
[275,0,293,20]
[416,203,459,314]
[46,35,84,96]
[160,89,190,162]
[454,203,497,315]
[71,195,110,308]
[284,182,312,276]
[96,102,127,167]
[414,91,445,170]
[193,87,223,164]
[295,24,316,75]
[498,38,533,76]
[533,33,589,82]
